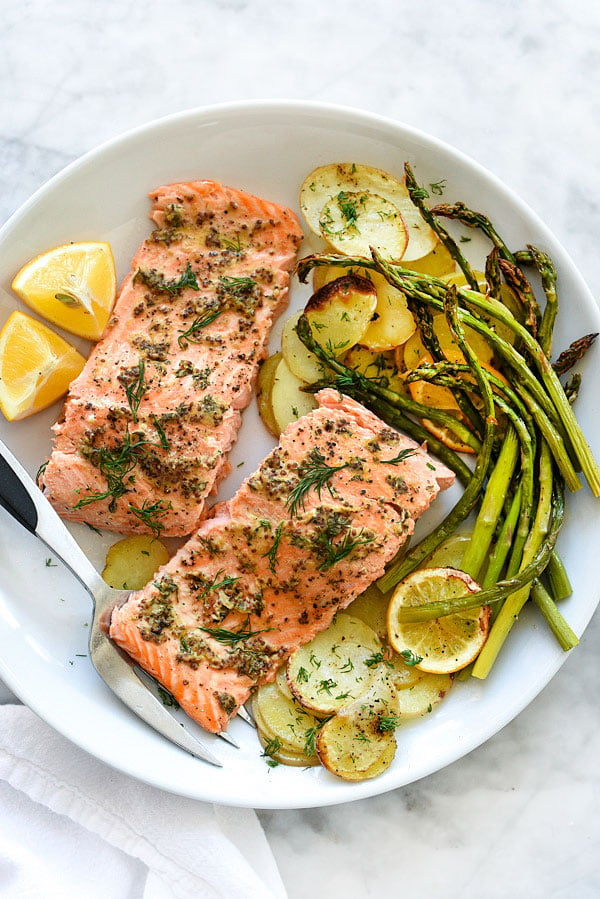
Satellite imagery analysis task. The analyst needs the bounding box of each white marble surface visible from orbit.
[1,0,600,896]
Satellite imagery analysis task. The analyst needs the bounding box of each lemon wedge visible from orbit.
[11,241,117,340]
[0,311,85,420]
[387,567,490,674]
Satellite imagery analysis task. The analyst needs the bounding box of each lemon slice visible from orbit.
[0,311,86,420]
[387,567,490,674]
[12,241,117,340]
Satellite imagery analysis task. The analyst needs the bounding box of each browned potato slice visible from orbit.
[270,357,317,434]
[256,352,282,436]
[312,266,415,352]
[287,613,382,714]
[102,535,169,590]
[316,675,399,780]
[299,163,438,261]
[359,271,416,351]
[305,274,377,357]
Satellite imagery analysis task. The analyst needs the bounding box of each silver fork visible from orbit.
[0,437,234,765]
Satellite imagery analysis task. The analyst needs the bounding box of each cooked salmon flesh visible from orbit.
[110,389,454,733]
[39,181,303,536]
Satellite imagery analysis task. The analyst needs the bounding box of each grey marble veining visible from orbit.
[1,0,599,895]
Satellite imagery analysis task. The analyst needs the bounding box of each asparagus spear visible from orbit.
[552,333,598,377]
[371,254,600,495]
[531,581,579,651]
[403,164,481,291]
[515,246,558,355]
[498,257,541,339]
[460,427,519,581]
[472,441,556,678]
[430,201,516,263]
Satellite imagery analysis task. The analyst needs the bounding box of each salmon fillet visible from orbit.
[40,181,303,536]
[110,389,454,733]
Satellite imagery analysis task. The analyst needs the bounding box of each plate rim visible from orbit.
[1,98,599,808]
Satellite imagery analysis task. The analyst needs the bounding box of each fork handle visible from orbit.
[0,439,107,601]
[0,453,38,533]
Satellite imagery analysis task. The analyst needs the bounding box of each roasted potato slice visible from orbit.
[312,263,368,293]
[275,664,294,701]
[102,535,170,590]
[270,356,317,434]
[346,582,390,641]
[299,163,438,261]
[305,274,377,357]
[342,345,408,397]
[253,703,319,767]
[317,191,408,260]
[287,613,383,714]
[385,652,424,690]
[281,311,325,384]
[311,265,415,352]
[253,681,322,757]
[394,672,453,719]
[316,675,399,780]
[407,242,457,278]
[256,352,282,437]
[359,271,416,351]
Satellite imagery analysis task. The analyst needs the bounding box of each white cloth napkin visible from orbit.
[0,704,286,899]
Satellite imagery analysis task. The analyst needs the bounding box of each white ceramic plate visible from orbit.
[1,101,599,809]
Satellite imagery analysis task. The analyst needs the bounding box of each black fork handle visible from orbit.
[0,454,38,534]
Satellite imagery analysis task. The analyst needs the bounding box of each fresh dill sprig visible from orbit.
[377,714,401,733]
[120,359,148,422]
[286,448,350,517]
[218,275,256,296]
[135,262,199,295]
[177,309,223,347]
[316,527,375,571]
[317,678,337,695]
[303,716,332,757]
[262,521,285,573]
[261,736,282,767]
[364,650,393,669]
[220,234,243,254]
[382,448,417,465]
[198,615,274,646]
[399,649,423,667]
[73,430,164,512]
[198,569,241,599]
[151,414,170,450]
[157,685,180,708]
[336,190,361,231]
[128,499,172,537]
